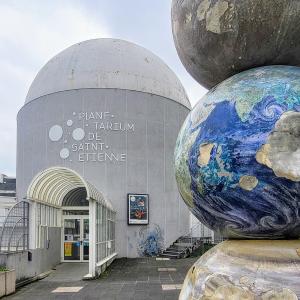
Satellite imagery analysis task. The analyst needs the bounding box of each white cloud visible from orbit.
[0,1,110,176]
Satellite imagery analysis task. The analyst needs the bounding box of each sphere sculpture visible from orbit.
[171,0,300,89]
[175,65,300,239]
[181,240,300,299]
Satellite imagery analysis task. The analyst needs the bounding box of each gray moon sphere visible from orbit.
[171,0,300,89]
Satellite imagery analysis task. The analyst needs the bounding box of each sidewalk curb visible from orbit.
[16,270,53,289]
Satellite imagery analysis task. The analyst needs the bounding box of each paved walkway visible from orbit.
[45,263,89,282]
[6,257,198,300]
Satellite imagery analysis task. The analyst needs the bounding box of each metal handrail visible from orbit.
[16,233,29,252]
[0,200,29,253]
[181,221,211,243]
[7,217,27,252]
[179,220,225,247]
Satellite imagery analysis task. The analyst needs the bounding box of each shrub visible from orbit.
[0,266,8,272]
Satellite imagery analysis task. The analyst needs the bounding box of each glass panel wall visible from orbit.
[95,203,116,263]
[35,203,60,248]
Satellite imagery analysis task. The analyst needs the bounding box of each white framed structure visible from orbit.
[26,166,116,277]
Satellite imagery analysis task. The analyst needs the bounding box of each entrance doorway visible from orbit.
[27,167,116,277]
[62,215,89,262]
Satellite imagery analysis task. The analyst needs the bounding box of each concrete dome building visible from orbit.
[17,38,191,277]
[25,39,190,107]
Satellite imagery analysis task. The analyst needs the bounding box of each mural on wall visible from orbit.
[175,66,300,239]
[128,194,149,225]
[137,224,164,256]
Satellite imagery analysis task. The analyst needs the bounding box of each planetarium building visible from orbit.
[16,39,191,277]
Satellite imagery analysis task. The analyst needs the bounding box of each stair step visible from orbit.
[174,243,193,247]
[160,234,215,259]
[166,248,184,252]
[160,253,181,258]
[165,248,183,251]
[170,244,190,249]
[163,250,184,255]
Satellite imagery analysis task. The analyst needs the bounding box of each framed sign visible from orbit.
[128,194,149,225]
[64,242,72,257]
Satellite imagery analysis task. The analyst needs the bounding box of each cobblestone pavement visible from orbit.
[5,257,198,300]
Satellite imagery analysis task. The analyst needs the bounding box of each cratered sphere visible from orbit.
[172,0,300,88]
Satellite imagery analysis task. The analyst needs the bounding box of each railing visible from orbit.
[0,201,29,253]
[182,222,211,245]
[180,221,225,245]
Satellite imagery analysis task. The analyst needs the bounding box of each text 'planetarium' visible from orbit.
[16,38,191,277]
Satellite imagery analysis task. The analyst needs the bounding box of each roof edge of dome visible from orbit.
[23,87,191,110]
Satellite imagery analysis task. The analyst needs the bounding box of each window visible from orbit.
[95,203,116,263]
[35,203,60,248]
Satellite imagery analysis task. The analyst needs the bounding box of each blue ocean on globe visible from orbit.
[175,66,300,239]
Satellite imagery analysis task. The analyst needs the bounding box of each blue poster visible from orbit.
[128,194,149,225]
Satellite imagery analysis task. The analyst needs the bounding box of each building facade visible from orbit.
[16,39,191,277]
[0,174,17,226]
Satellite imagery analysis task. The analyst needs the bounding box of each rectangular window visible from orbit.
[35,203,60,248]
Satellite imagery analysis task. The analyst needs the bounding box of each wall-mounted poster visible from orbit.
[64,242,72,257]
[128,194,149,225]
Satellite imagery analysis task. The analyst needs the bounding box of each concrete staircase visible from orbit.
[160,236,211,259]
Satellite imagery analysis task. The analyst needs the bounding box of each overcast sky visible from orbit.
[0,0,207,176]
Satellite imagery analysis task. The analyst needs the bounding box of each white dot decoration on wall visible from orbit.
[60,148,70,159]
[67,120,73,126]
[72,128,85,141]
[49,125,63,142]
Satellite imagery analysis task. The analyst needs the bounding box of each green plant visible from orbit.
[0,266,8,272]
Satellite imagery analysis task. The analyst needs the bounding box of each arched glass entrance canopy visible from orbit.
[27,167,112,208]
[26,167,116,278]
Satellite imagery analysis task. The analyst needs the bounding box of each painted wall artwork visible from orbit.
[128,194,149,225]
[137,224,164,256]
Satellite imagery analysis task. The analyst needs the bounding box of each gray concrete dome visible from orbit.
[25,38,190,108]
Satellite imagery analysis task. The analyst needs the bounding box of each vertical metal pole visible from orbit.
[89,199,96,277]
[29,202,37,249]
[106,208,108,257]
[27,203,29,250]
[23,202,26,251]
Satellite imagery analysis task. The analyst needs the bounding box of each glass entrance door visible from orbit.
[83,219,89,261]
[62,216,89,262]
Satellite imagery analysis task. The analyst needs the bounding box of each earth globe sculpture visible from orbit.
[171,0,300,89]
[175,65,300,240]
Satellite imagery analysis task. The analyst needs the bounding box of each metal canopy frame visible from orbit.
[27,167,113,210]
[26,166,115,277]
[0,200,29,253]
